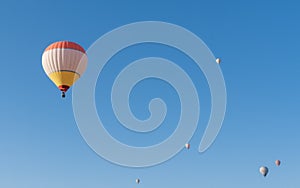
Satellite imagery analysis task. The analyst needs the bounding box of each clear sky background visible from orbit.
[0,0,299,187]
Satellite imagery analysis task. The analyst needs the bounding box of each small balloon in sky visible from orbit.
[136,178,140,184]
[259,166,269,177]
[216,58,221,64]
[185,143,190,149]
[275,160,281,166]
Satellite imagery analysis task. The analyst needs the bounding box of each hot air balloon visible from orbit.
[259,166,269,177]
[275,160,281,166]
[216,58,221,64]
[185,143,190,149]
[136,178,140,184]
[42,41,88,98]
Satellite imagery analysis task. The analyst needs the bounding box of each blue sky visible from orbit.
[0,0,299,187]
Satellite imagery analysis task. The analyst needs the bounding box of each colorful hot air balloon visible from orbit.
[136,178,140,184]
[42,41,88,98]
[185,143,190,149]
[275,160,281,166]
[259,166,269,177]
[216,58,221,64]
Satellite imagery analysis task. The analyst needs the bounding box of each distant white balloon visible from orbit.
[136,178,140,184]
[259,166,269,177]
[216,58,221,64]
[185,143,190,149]
[275,160,281,166]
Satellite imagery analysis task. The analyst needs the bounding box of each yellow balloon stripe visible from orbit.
[48,71,80,88]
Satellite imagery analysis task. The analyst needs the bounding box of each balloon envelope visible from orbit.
[185,143,190,149]
[136,179,140,184]
[42,41,88,96]
[216,58,221,64]
[259,166,269,177]
[275,160,281,166]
